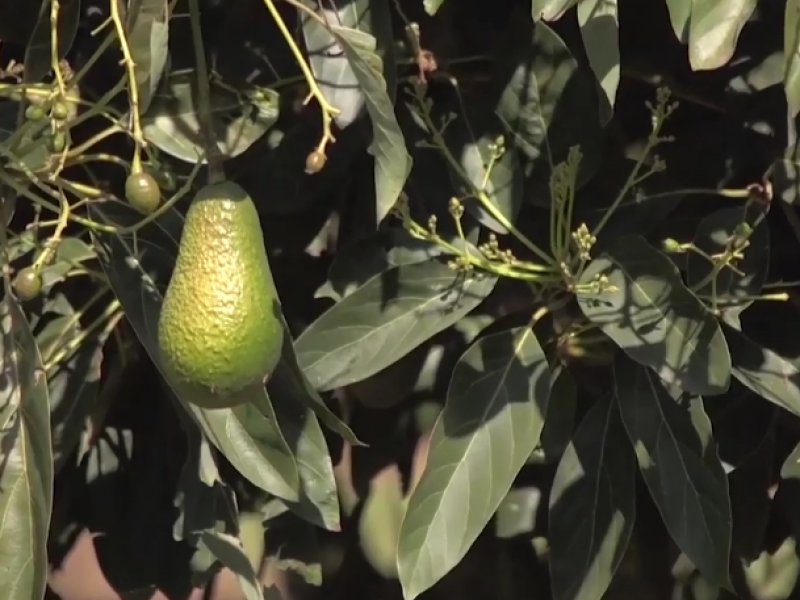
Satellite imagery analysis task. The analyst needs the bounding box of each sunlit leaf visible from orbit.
[577,235,731,395]
[688,0,757,70]
[202,530,265,600]
[549,393,636,600]
[785,0,800,118]
[614,359,731,588]
[577,0,619,120]
[664,0,691,42]
[125,0,170,114]
[88,199,302,503]
[723,323,800,418]
[329,25,411,224]
[0,294,53,600]
[142,70,280,163]
[295,258,498,391]
[397,326,550,600]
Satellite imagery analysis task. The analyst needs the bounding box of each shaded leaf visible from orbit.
[24,0,81,83]
[88,199,301,502]
[614,359,732,588]
[723,323,800,418]
[688,0,757,71]
[577,0,619,120]
[549,393,636,600]
[686,205,769,312]
[529,362,576,464]
[493,20,603,192]
[125,0,170,114]
[295,258,498,391]
[330,25,411,224]
[202,531,266,600]
[397,326,550,600]
[142,70,280,163]
[0,294,53,600]
[531,0,579,21]
[576,235,731,396]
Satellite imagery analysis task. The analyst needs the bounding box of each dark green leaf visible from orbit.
[126,0,170,114]
[771,156,800,205]
[397,326,550,600]
[529,362,576,464]
[549,393,636,600]
[686,205,769,310]
[0,294,53,600]
[201,531,265,600]
[24,0,81,83]
[88,200,302,502]
[723,323,800,418]
[531,0,578,21]
[687,0,756,70]
[295,259,498,391]
[576,235,731,396]
[493,21,603,192]
[142,70,280,163]
[329,25,411,224]
[614,359,731,588]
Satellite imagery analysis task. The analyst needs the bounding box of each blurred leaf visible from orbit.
[359,465,404,578]
[447,110,523,234]
[37,309,107,473]
[786,0,800,119]
[531,0,579,21]
[572,157,685,243]
[493,20,603,193]
[577,0,619,121]
[424,0,446,15]
[665,0,691,42]
[125,0,170,114]
[303,0,394,128]
[549,393,636,600]
[686,205,769,310]
[687,0,757,71]
[295,258,498,391]
[142,70,280,163]
[577,235,731,396]
[614,359,732,588]
[330,25,411,224]
[723,323,800,418]
[397,326,550,600]
[23,0,81,83]
[88,200,302,503]
[0,294,53,600]
[495,486,542,538]
[772,156,800,205]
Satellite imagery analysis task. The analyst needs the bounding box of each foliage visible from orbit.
[2,1,800,600]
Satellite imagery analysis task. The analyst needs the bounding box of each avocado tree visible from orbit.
[2,0,800,600]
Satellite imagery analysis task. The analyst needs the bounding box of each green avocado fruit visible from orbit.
[157,181,283,409]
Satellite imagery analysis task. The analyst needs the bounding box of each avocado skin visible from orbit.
[158,181,283,409]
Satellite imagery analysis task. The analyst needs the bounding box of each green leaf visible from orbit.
[0,294,53,600]
[577,0,619,121]
[549,393,636,600]
[397,326,550,600]
[529,362,576,464]
[295,259,498,391]
[125,0,170,114]
[613,359,731,588]
[202,530,266,600]
[142,70,280,163]
[423,0,446,15]
[723,323,800,418]
[494,21,603,191]
[664,0,691,42]
[531,0,579,21]
[88,199,302,503]
[785,0,800,118]
[302,0,394,128]
[447,110,523,234]
[23,0,81,83]
[687,0,757,70]
[329,25,411,225]
[576,235,731,396]
[686,205,769,311]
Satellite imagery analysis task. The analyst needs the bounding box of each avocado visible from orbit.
[157,181,283,409]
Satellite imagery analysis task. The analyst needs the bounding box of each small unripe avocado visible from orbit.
[157,181,283,409]
[13,267,43,300]
[125,171,161,214]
